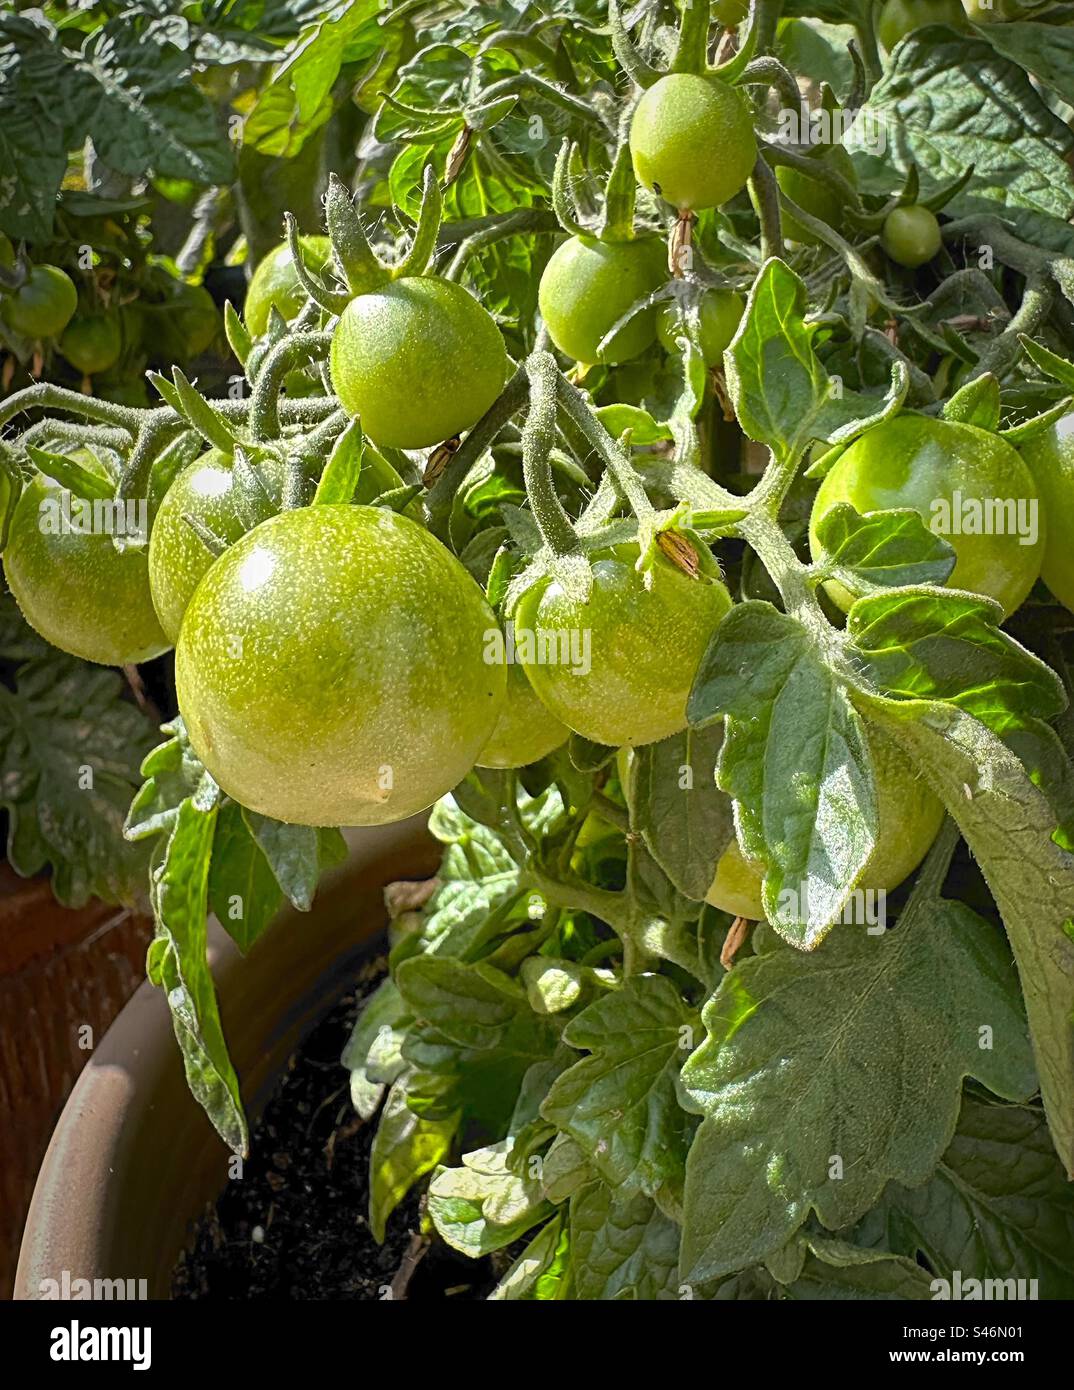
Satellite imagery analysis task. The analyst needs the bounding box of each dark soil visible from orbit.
[172,956,497,1301]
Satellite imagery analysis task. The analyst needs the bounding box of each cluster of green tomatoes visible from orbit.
[3,32,1072,926]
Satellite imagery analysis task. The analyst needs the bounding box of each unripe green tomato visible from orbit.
[882,204,943,268]
[330,276,508,449]
[713,0,749,23]
[657,288,744,365]
[878,0,967,49]
[1019,413,1074,614]
[775,145,857,247]
[538,235,666,365]
[175,504,506,826]
[148,449,281,644]
[244,235,333,337]
[514,544,732,748]
[477,661,569,769]
[809,414,1043,618]
[629,73,757,212]
[963,0,1015,20]
[175,282,219,357]
[2,458,170,666]
[3,265,77,339]
[705,727,945,918]
[59,314,122,375]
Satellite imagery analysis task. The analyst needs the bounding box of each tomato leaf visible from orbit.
[812,504,957,592]
[369,1078,457,1243]
[428,1138,552,1256]
[679,852,1036,1283]
[206,801,284,954]
[569,1183,681,1300]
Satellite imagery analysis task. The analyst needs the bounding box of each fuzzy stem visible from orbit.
[248,332,333,441]
[523,353,581,557]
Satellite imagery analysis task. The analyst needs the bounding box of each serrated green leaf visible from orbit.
[569,1183,681,1301]
[813,505,956,592]
[369,1078,457,1243]
[428,1139,551,1256]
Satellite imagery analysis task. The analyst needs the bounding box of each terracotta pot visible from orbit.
[14,817,438,1300]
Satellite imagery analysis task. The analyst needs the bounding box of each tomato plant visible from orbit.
[4,0,1074,1314]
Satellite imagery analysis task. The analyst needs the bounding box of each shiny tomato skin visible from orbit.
[538,235,666,365]
[1019,412,1074,614]
[2,460,169,666]
[881,205,943,268]
[244,235,333,337]
[330,277,508,449]
[657,288,744,365]
[809,414,1043,618]
[629,73,757,212]
[148,450,280,644]
[3,265,77,339]
[705,726,945,918]
[514,545,732,749]
[477,661,569,769]
[175,504,506,826]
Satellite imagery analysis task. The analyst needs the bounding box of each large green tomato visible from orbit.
[1019,412,1074,613]
[882,205,943,268]
[148,450,280,644]
[809,414,1043,618]
[705,726,945,919]
[775,145,857,247]
[629,73,757,212]
[657,288,744,365]
[878,0,966,48]
[2,459,169,666]
[244,235,332,337]
[330,277,508,449]
[60,314,122,375]
[175,504,505,826]
[477,661,569,769]
[514,545,732,748]
[538,236,666,365]
[3,265,77,339]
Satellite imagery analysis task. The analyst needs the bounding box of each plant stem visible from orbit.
[523,353,583,556]
[248,332,333,441]
[750,153,785,262]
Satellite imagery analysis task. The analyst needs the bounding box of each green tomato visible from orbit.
[809,414,1043,618]
[775,145,857,247]
[2,458,169,666]
[1019,412,1074,614]
[657,288,744,365]
[514,545,732,748]
[174,282,219,357]
[629,73,757,212]
[881,204,943,268]
[713,0,749,22]
[705,726,945,918]
[0,233,14,268]
[878,0,967,48]
[962,0,1015,20]
[330,277,508,449]
[59,314,122,375]
[538,235,666,365]
[477,661,569,769]
[244,235,333,338]
[175,504,506,826]
[3,265,77,339]
[148,450,281,645]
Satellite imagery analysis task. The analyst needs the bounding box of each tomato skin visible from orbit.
[148,450,280,644]
[477,661,569,769]
[330,277,508,449]
[175,504,506,826]
[878,0,967,48]
[962,0,1014,20]
[713,0,749,22]
[881,205,943,268]
[2,461,170,666]
[514,545,732,749]
[59,314,122,374]
[538,236,666,365]
[775,145,857,247]
[629,73,757,212]
[705,726,945,918]
[244,235,333,337]
[1019,412,1074,614]
[3,265,77,339]
[657,288,744,365]
[809,414,1043,618]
